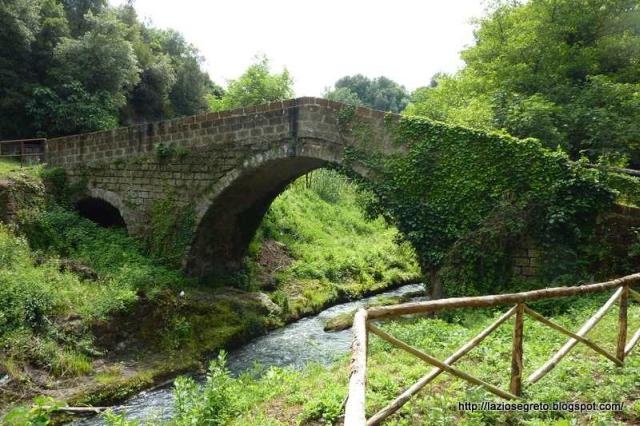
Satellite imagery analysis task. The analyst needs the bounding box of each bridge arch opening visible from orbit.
[75,197,127,229]
[185,155,332,278]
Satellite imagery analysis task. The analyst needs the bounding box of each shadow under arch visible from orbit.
[184,141,371,278]
[75,188,129,230]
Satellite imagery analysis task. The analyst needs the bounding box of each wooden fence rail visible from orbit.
[344,273,640,426]
[0,138,46,166]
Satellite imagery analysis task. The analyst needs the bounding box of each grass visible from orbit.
[0,208,186,385]
[0,210,273,388]
[0,158,41,178]
[95,365,125,385]
[252,169,420,317]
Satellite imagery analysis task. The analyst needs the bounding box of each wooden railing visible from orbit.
[344,273,640,425]
[0,138,46,166]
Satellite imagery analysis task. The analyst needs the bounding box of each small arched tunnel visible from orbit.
[185,155,338,278]
[75,197,127,228]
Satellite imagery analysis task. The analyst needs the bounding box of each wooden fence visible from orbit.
[344,273,640,425]
[0,138,46,166]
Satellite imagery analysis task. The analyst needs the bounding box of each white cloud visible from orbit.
[110,0,486,96]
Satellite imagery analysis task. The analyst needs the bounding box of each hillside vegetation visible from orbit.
[0,162,419,420]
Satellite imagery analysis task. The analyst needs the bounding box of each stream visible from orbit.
[74,283,427,424]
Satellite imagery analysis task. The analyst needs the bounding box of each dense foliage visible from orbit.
[0,0,219,139]
[342,112,616,296]
[406,0,640,166]
[0,207,183,383]
[324,74,410,113]
[207,56,293,111]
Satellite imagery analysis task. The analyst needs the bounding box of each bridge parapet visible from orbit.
[46,97,394,168]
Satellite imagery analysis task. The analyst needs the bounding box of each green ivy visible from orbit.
[39,166,87,206]
[336,104,357,134]
[147,193,196,268]
[343,115,619,296]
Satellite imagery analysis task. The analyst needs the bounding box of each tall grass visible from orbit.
[0,203,186,381]
[252,169,420,315]
[0,158,42,178]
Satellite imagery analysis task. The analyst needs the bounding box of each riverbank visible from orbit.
[73,283,427,425]
[0,164,420,423]
[2,277,422,425]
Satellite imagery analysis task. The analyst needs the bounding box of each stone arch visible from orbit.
[184,138,369,278]
[75,187,132,231]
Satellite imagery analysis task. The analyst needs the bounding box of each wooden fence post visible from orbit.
[510,303,525,396]
[345,309,368,426]
[618,285,629,362]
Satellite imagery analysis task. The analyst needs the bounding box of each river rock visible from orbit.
[252,292,282,315]
[216,288,283,315]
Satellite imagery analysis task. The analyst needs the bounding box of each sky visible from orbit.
[110,0,488,96]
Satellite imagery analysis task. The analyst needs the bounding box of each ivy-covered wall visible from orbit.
[343,113,636,297]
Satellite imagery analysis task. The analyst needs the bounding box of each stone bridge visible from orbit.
[46,98,404,277]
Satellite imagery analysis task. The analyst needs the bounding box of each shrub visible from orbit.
[173,352,236,425]
[2,396,63,426]
[0,226,54,338]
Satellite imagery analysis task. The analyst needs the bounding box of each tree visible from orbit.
[209,56,293,111]
[127,54,176,122]
[26,10,140,135]
[27,81,119,135]
[170,57,211,116]
[323,86,362,106]
[406,0,640,165]
[569,75,640,164]
[52,11,139,95]
[0,0,216,138]
[32,0,69,78]
[60,0,106,35]
[121,24,216,123]
[405,71,494,129]
[325,75,410,113]
[0,0,42,138]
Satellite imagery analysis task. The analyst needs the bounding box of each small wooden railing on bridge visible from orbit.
[344,273,640,425]
[0,138,46,166]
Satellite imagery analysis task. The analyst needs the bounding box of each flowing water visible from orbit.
[74,283,427,425]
